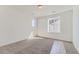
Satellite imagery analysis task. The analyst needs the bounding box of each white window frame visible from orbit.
[48,16,60,33]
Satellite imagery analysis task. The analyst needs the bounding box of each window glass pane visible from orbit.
[32,18,37,27]
[48,16,60,32]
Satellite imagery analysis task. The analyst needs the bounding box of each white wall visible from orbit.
[37,10,73,42]
[73,6,79,52]
[0,6,33,46]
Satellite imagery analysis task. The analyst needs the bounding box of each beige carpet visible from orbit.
[0,39,54,54]
[0,38,78,54]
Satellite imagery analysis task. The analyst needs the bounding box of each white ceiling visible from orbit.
[32,5,73,17]
[0,5,73,17]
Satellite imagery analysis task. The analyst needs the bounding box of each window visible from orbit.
[32,18,37,28]
[48,16,60,33]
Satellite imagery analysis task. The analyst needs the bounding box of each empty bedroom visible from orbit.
[0,5,79,54]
